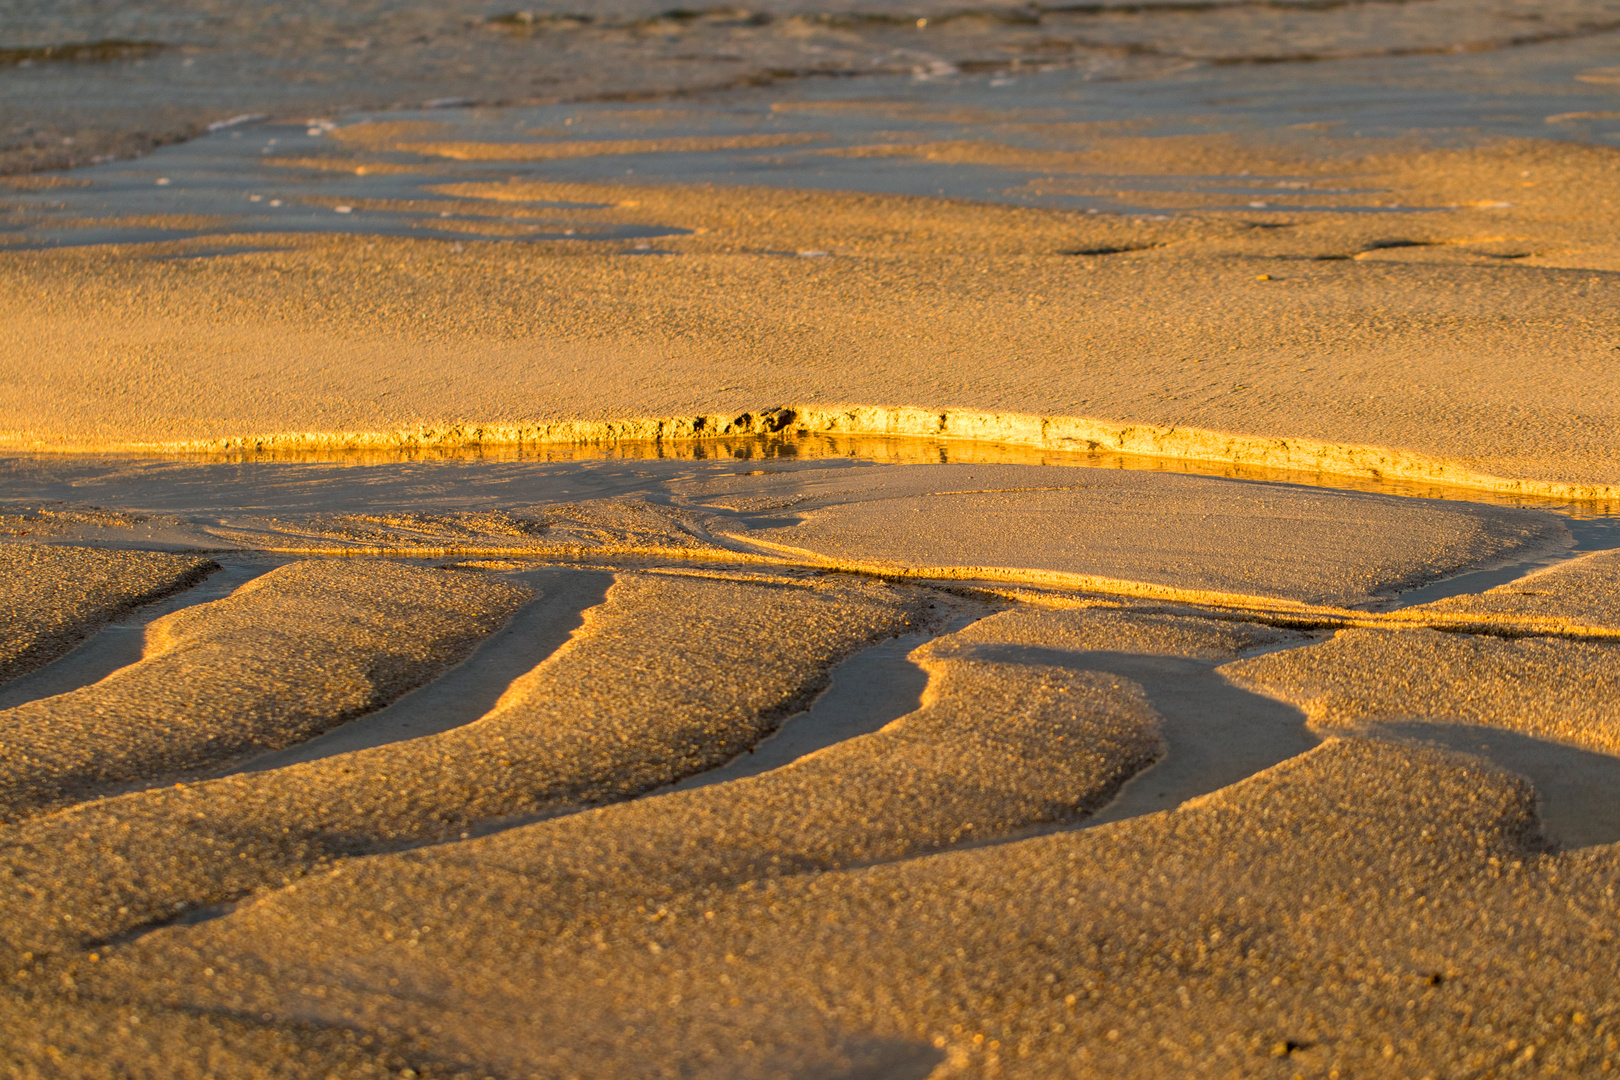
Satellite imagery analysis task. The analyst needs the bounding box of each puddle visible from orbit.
[7,432,1620,518]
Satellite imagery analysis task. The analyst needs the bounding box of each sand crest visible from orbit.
[1226,629,1620,757]
[1225,550,1620,758]
[5,143,1620,491]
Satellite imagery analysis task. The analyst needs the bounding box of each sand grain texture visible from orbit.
[0,559,530,822]
[47,737,1620,1079]
[0,544,217,687]
[5,11,1620,1072]
[0,571,923,964]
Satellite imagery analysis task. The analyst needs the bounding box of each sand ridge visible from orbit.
[6,12,1620,1071]
[0,560,530,823]
[0,476,1615,1075]
[0,545,217,686]
[44,735,1616,1079]
[0,570,928,968]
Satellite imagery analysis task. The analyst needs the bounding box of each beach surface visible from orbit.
[4,3,1620,1077]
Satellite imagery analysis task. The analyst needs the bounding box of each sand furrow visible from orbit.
[95,405,1620,503]
[0,572,925,966]
[49,738,1610,1080]
[189,625,1169,943]
[0,545,218,688]
[0,560,530,823]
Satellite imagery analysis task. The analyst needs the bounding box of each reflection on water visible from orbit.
[4,432,1618,518]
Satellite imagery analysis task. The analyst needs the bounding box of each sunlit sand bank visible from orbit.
[6,134,1620,499]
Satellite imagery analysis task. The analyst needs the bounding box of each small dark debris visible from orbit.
[1427,972,1445,986]
[1061,243,1159,256]
[0,39,166,65]
[487,11,594,27]
[1361,239,1441,251]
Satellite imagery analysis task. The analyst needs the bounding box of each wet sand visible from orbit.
[0,544,216,684]
[12,0,1612,174]
[705,463,1572,605]
[0,464,1616,1077]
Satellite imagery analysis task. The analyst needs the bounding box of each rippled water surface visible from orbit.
[4,5,1618,246]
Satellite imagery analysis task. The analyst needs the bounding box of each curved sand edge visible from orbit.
[10,404,1615,502]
